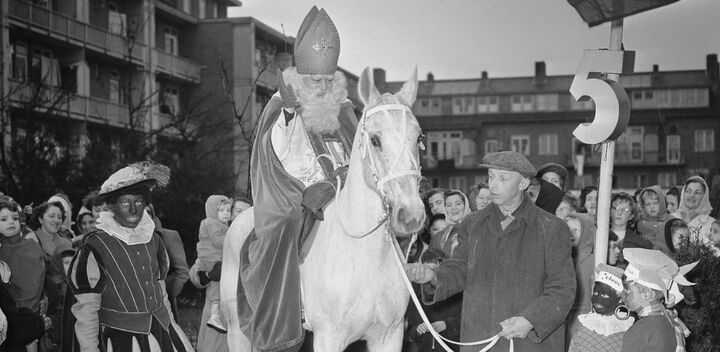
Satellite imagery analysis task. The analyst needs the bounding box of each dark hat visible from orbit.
[479,151,536,178]
[97,162,170,202]
[536,163,568,181]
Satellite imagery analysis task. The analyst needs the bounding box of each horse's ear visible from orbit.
[396,67,418,106]
[359,67,382,108]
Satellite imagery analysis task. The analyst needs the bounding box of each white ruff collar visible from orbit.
[578,312,635,336]
[96,211,155,245]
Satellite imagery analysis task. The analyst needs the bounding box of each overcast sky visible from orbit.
[228,0,720,81]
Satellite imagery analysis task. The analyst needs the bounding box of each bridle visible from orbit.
[359,103,422,201]
[336,102,422,238]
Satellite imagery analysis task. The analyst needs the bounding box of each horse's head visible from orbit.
[356,67,426,236]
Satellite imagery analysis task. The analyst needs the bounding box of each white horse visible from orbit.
[221,67,426,352]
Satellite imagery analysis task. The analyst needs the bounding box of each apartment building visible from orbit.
[375,54,720,193]
[0,0,240,166]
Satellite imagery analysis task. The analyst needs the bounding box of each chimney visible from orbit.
[481,71,488,79]
[707,54,719,81]
[653,64,659,73]
[373,68,386,89]
[534,61,547,85]
[427,72,434,82]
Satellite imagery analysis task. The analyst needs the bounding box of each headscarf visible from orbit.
[205,195,230,220]
[638,185,669,222]
[48,195,72,231]
[534,179,565,214]
[674,176,713,222]
[444,190,470,225]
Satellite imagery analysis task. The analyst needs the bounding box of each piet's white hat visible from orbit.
[98,161,170,200]
[623,248,698,304]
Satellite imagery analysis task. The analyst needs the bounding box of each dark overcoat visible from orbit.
[424,195,576,352]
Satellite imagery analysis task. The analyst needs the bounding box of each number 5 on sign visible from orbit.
[571,49,635,144]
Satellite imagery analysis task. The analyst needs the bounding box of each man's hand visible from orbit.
[431,321,447,333]
[416,323,429,335]
[404,263,436,284]
[498,316,533,339]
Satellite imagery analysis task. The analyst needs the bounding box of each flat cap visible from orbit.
[480,151,536,178]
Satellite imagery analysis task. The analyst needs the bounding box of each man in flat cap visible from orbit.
[237,6,357,352]
[406,151,576,352]
[621,248,696,352]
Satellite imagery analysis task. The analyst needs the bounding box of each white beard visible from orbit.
[284,67,348,134]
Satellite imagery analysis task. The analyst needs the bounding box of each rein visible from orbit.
[390,237,514,352]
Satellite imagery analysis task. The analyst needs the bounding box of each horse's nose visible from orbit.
[396,203,425,233]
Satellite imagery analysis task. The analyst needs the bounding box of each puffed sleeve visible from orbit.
[68,241,105,352]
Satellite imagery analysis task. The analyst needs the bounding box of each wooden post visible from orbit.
[594,19,624,267]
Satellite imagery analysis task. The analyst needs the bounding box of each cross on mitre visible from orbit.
[312,37,335,59]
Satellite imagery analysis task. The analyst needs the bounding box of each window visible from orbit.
[11,43,28,80]
[198,0,206,19]
[426,131,462,162]
[484,139,499,154]
[535,94,559,111]
[109,70,120,104]
[452,96,475,115]
[449,177,466,192]
[511,135,530,155]
[666,135,681,163]
[616,126,643,162]
[108,5,126,36]
[182,0,191,13]
[538,134,558,155]
[208,2,218,18]
[694,129,715,152]
[511,95,534,112]
[161,87,179,114]
[164,27,178,55]
[658,172,677,188]
[416,98,442,115]
[476,96,499,113]
[30,48,60,86]
[633,174,648,189]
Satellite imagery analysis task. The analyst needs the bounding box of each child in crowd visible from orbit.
[665,187,680,215]
[196,195,232,333]
[709,219,720,243]
[636,186,671,254]
[664,218,689,253]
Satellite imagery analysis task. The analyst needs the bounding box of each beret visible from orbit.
[479,151,536,178]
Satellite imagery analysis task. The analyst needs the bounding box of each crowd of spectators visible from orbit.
[402,157,719,352]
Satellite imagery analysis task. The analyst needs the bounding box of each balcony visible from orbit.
[572,150,683,167]
[8,0,145,64]
[154,49,202,83]
[8,80,130,127]
[153,0,197,24]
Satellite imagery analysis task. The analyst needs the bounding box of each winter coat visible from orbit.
[637,185,671,254]
[423,195,576,352]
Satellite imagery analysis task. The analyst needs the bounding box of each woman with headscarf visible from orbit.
[47,194,76,241]
[564,213,596,344]
[670,176,716,244]
[429,190,470,257]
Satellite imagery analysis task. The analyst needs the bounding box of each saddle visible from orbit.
[298,166,348,263]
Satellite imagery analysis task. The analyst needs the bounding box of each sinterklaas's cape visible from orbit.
[238,92,357,352]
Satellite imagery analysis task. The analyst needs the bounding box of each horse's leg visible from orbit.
[365,323,404,352]
[312,330,349,352]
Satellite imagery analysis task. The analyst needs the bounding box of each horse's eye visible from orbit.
[370,135,382,148]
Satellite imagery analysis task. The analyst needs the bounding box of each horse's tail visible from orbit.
[220,207,255,351]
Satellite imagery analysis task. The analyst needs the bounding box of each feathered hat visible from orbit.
[294,6,340,75]
[623,248,698,304]
[97,161,170,201]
